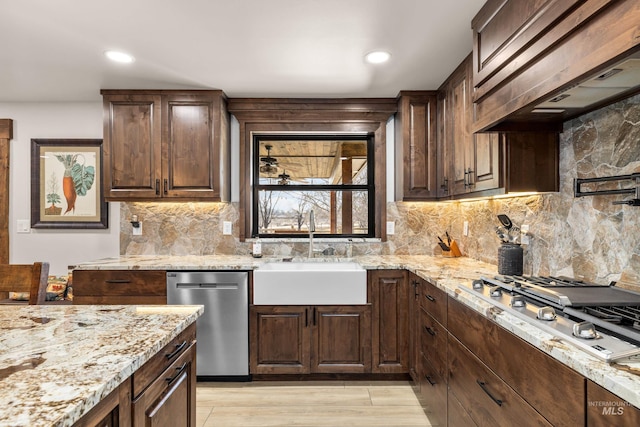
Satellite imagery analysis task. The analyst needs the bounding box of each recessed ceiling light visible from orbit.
[365,51,391,64]
[104,50,135,64]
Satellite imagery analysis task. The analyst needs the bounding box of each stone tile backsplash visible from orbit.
[121,94,640,291]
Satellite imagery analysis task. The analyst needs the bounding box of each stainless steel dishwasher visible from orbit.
[167,271,249,380]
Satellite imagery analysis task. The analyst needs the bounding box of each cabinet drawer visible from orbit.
[448,297,585,427]
[448,334,552,427]
[419,355,447,427]
[73,270,167,297]
[132,340,196,427]
[420,308,446,380]
[133,322,196,398]
[448,391,478,427]
[420,280,447,327]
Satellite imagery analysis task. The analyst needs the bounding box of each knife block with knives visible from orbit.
[438,233,462,257]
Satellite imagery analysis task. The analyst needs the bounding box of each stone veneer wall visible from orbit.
[121,94,640,290]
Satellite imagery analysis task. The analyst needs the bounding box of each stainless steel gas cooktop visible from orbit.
[459,275,640,362]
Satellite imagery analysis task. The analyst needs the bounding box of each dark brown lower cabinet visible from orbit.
[72,378,131,427]
[132,342,196,427]
[448,334,552,426]
[250,305,371,375]
[447,391,477,427]
[587,380,640,426]
[419,355,447,426]
[368,270,409,373]
[72,323,196,427]
[448,297,584,427]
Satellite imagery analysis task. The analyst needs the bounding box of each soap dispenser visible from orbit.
[252,237,262,258]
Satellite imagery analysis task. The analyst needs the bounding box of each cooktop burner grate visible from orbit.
[583,305,640,329]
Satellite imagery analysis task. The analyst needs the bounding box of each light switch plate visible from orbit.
[463,221,469,236]
[386,221,395,235]
[223,221,233,235]
[133,222,143,236]
[17,219,30,233]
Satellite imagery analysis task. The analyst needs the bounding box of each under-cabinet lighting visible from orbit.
[531,108,565,114]
[104,50,135,63]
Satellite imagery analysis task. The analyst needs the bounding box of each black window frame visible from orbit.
[252,133,375,238]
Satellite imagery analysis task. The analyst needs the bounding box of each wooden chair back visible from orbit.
[0,262,50,305]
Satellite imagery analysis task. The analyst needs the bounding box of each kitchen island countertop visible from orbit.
[0,304,202,427]
[72,254,640,408]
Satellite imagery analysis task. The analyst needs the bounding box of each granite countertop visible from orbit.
[72,254,640,408]
[0,304,203,427]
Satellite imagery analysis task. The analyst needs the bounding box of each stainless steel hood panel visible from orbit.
[535,57,640,110]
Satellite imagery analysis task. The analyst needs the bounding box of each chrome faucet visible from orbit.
[308,210,315,258]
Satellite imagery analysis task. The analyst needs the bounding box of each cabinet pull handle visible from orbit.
[155,179,160,195]
[305,308,308,327]
[313,307,317,326]
[467,168,475,187]
[477,380,503,407]
[425,294,435,302]
[104,279,131,284]
[163,179,168,195]
[425,326,436,336]
[425,375,437,386]
[166,362,188,386]
[165,341,187,361]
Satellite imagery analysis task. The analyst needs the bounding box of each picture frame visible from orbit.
[30,139,108,229]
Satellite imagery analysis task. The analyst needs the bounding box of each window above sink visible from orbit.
[252,134,375,238]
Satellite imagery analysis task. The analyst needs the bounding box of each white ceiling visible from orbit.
[1,0,485,102]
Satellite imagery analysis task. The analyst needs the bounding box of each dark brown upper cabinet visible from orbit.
[394,91,438,200]
[472,0,640,132]
[438,55,559,199]
[101,90,230,202]
[438,56,501,198]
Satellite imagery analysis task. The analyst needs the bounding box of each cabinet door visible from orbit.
[587,380,640,426]
[311,305,371,373]
[163,94,219,199]
[472,132,501,192]
[103,94,162,199]
[250,305,311,374]
[448,56,474,196]
[395,92,438,200]
[132,343,196,427]
[368,270,409,373]
[436,91,451,198]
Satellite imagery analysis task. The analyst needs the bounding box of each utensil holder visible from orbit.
[498,243,523,275]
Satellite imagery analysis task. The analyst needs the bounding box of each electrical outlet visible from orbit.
[16,219,30,233]
[463,221,469,236]
[223,221,233,235]
[387,221,395,235]
[132,222,143,236]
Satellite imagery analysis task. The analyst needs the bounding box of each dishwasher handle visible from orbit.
[174,282,239,290]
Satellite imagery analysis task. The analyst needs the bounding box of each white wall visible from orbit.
[0,102,120,275]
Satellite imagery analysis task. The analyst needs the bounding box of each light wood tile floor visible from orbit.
[196,380,433,427]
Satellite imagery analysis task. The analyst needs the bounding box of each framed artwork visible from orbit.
[30,139,108,229]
